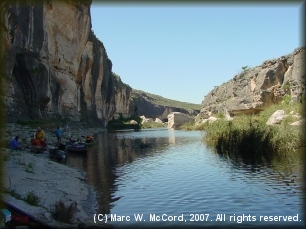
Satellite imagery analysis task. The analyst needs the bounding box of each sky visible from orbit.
[90,1,303,104]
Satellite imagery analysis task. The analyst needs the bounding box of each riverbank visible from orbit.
[1,122,112,228]
[181,101,304,158]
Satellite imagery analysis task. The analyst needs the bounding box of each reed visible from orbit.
[50,200,77,223]
[183,100,304,163]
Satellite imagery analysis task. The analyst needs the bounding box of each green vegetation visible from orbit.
[181,99,304,163]
[3,188,41,206]
[50,200,77,223]
[241,66,250,71]
[107,113,141,130]
[132,89,201,111]
[32,65,42,75]
[16,117,70,128]
[141,121,166,129]
[23,191,41,206]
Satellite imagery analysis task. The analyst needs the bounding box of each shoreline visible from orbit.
[1,123,111,228]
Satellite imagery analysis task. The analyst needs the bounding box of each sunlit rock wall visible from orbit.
[1,0,132,126]
[199,47,305,119]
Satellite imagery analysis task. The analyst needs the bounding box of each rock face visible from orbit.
[132,90,201,121]
[167,112,194,129]
[1,0,133,126]
[199,47,305,119]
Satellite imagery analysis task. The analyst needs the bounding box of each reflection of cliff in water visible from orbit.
[213,147,305,193]
[63,130,174,214]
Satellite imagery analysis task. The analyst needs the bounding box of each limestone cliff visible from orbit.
[199,47,305,119]
[1,0,133,126]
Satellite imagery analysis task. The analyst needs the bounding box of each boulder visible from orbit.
[266,110,286,125]
[140,115,153,124]
[290,119,305,126]
[129,120,138,124]
[154,118,163,123]
[207,116,218,123]
[202,116,218,124]
[167,112,194,129]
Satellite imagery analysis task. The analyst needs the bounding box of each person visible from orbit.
[35,127,47,150]
[85,135,93,143]
[35,127,45,142]
[68,135,76,145]
[9,136,23,150]
[54,126,63,145]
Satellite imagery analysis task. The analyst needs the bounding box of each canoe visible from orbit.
[65,144,87,153]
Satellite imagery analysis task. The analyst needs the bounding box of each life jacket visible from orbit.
[36,130,45,142]
[31,139,42,146]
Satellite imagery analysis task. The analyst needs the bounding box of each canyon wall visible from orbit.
[199,47,305,119]
[1,0,133,127]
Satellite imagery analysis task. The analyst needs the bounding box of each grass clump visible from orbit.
[23,191,41,206]
[24,162,34,173]
[3,188,41,206]
[50,200,77,223]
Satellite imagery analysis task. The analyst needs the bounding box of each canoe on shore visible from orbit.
[1,200,52,229]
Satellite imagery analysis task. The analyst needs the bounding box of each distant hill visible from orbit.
[131,89,201,120]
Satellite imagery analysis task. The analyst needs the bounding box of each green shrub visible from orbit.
[282,95,291,105]
[23,191,41,206]
[141,121,165,129]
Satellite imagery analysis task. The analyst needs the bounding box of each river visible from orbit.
[62,128,305,228]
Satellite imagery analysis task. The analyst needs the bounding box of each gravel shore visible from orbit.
[1,122,111,228]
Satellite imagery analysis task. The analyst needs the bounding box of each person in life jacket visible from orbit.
[85,135,93,143]
[35,127,45,142]
[34,127,47,150]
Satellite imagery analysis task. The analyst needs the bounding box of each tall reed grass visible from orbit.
[182,101,304,164]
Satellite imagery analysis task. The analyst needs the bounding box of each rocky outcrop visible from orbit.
[1,0,133,126]
[131,90,201,121]
[199,47,305,119]
[167,112,194,129]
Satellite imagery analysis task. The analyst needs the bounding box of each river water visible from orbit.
[62,128,305,228]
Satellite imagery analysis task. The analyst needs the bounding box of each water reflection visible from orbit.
[62,129,179,214]
[61,129,304,228]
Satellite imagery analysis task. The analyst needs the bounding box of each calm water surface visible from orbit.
[62,128,305,228]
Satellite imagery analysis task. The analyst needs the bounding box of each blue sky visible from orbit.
[90,2,302,104]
